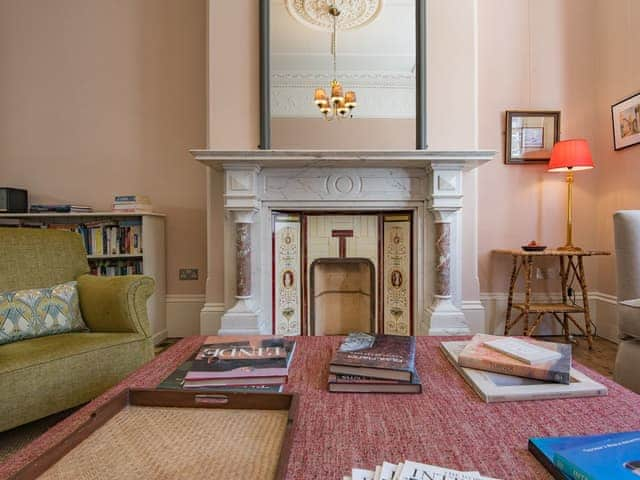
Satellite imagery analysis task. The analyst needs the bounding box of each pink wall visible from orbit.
[477,0,600,294]
[593,0,640,296]
[3,0,636,308]
[0,0,208,295]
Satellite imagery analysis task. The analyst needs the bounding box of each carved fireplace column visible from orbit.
[425,162,468,335]
[218,164,263,335]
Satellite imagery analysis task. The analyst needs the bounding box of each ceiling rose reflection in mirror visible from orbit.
[285,0,382,31]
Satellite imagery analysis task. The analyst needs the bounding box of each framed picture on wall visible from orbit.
[505,111,560,164]
[612,91,640,151]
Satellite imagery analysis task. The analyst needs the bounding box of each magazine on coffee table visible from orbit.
[440,341,608,403]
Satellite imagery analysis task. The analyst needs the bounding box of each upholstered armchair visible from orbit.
[613,211,640,393]
[0,228,155,432]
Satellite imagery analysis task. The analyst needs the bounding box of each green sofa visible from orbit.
[0,227,155,432]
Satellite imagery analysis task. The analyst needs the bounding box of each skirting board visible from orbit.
[480,291,619,343]
[163,292,619,341]
[165,295,206,337]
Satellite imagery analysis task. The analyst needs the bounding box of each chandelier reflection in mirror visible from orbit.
[313,5,357,121]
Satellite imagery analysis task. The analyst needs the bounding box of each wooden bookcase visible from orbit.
[0,212,167,344]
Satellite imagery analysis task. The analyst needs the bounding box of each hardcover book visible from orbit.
[458,334,571,384]
[330,333,416,382]
[440,341,607,403]
[186,336,296,381]
[528,432,640,480]
[484,337,562,364]
[553,431,640,480]
[328,373,422,394]
[157,356,283,393]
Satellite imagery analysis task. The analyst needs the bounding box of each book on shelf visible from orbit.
[345,459,500,480]
[112,194,153,213]
[329,333,417,382]
[114,194,151,204]
[440,340,607,403]
[90,259,142,276]
[111,203,153,213]
[328,372,422,394]
[530,431,640,480]
[183,336,296,389]
[457,334,572,384]
[0,218,21,227]
[30,204,92,213]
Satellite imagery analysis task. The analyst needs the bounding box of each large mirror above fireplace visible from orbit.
[260,0,426,149]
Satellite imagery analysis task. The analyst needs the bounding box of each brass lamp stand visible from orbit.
[558,170,580,252]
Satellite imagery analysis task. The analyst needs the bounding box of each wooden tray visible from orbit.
[12,389,297,480]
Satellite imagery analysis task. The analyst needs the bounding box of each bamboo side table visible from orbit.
[493,249,610,349]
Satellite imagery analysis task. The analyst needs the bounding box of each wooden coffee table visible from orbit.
[2,336,639,480]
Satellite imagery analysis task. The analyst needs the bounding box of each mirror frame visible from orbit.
[259,0,427,150]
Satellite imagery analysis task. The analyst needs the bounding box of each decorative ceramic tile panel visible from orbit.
[383,215,411,335]
[273,214,302,335]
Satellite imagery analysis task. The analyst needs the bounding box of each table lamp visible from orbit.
[548,139,594,251]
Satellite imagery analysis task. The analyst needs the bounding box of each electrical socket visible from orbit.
[179,268,198,280]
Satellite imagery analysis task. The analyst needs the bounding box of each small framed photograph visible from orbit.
[505,111,560,164]
[612,91,640,151]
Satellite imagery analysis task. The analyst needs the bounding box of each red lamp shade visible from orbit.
[548,139,595,172]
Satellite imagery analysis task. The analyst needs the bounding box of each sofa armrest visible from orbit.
[618,298,640,340]
[76,274,155,337]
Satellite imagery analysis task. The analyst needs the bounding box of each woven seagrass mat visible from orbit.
[38,406,288,479]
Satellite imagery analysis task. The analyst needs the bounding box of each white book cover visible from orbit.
[440,341,608,403]
[380,462,398,480]
[373,466,382,480]
[352,468,376,480]
[392,463,404,480]
[483,337,562,365]
[398,461,485,480]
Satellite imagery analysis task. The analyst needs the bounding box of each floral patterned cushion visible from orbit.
[0,281,87,345]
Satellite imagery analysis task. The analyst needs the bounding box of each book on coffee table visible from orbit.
[328,372,422,394]
[440,340,607,403]
[330,333,417,382]
[157,355,284,392]
[458,334,571,384]
[529,431,640,480]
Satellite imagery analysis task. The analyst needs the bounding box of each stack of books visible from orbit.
[530,430,640,479]
[440,334,607,402]
[112,194,153,213]
[30,204,92,213]
[163,336,296,392]
[344,459,500,480]
[328,333,421,394]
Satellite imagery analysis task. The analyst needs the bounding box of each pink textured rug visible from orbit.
[2,336,640,479]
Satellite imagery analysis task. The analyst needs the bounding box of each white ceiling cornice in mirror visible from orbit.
[285,0,382,31]
[272,0,416,119]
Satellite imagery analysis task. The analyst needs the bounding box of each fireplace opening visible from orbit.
[309,258,375,335]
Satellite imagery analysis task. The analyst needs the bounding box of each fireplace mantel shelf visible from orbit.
[191,149,495,170]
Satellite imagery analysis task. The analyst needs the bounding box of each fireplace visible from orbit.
[273,212,412,336]
[310,258,375,335]
[192,149,494,337]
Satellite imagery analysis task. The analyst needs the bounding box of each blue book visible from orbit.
[529,432,640,480]
[555,432,640,480]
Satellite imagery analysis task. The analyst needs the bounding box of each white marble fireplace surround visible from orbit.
[192,150,494,336]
